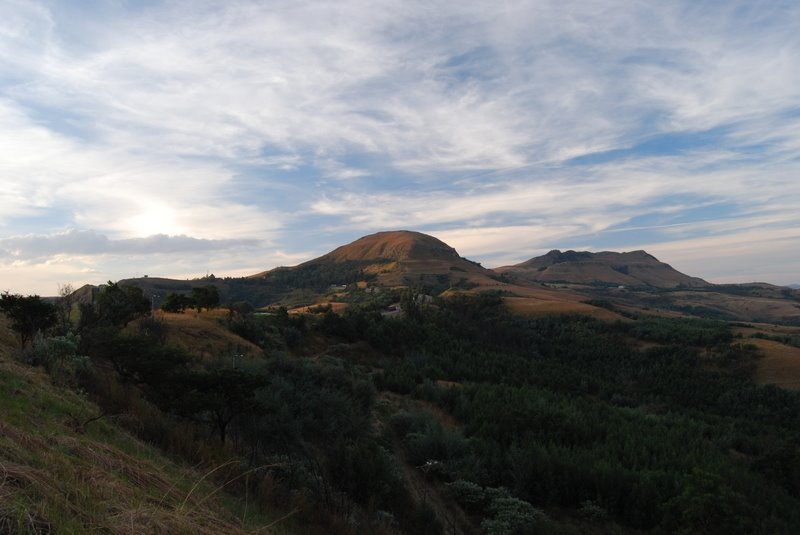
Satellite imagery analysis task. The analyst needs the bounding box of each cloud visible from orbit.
[641,227,800,284]
[0,230,260,264]
[1,0,800,292]
[9,0,793,177]
[6,1,800,182]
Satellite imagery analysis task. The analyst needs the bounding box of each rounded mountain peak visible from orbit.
[316,230,461,263]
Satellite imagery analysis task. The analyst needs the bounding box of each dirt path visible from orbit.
[392,442,479,535]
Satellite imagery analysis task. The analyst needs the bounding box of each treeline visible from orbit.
[2,282,439,534]
[220,260,385,305]
[160,284,220,312]
[6,282,800,533]
[310,293,800,533]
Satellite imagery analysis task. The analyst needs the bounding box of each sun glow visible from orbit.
[128,204,182,237]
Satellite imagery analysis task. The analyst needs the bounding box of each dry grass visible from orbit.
[0,342,285,534]
[732,323,800,338]
[656,290,800,325]
[0,315,17,359]
[153,310,262,361]
[362,261,398,275]
[728,324,800,390]
[288,302,349,314]
[750,338,800,391]
[503,296,625,322]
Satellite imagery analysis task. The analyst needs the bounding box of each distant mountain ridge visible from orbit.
[497,249,710,289]
[100,230,799,325]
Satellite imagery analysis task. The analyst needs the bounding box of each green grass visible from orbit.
[0,346,291,534]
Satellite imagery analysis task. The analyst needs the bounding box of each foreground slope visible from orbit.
[0,317,283,534]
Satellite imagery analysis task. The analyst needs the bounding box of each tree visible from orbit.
[0,292,57,348]
[55,283,76,334]
[661,469,758,534]
[83,328,188,387]
[161,292,194,313]
[191,285,219,312]
[95,282,150,327]
[227,301,254,317]
[174,368,264,444]
[400,288,423,323]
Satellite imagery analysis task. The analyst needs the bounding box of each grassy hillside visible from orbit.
[733,322,800,390]
[0,316,289,534]
[156,309,262,360]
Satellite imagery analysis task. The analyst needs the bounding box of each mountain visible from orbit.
[497,249,710,289]
[312,230,462,263]
[109,231,797,324]
[117,231,504,308]
[253,230,502,291]
[493,249,800,323]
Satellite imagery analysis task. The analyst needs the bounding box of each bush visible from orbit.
[446,479,486,511]
[28,332,89,386]
[482,493,550,535]
[390,410,469,468]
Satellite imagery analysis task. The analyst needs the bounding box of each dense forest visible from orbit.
[4,284,800,533]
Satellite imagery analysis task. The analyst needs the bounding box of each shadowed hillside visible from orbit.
[0,316,288,534]
[7,250,800,533]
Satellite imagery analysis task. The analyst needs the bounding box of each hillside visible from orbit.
[156,309,262,361]
[311,230,462,263]
[494,249,800,324]
[497,249,709,288]
[106,231,799,324]
[577,282,800,325]
[253,230,502,291]
[114,231,504,307]
[0,316,287,534]
[248,231,626,319]
[7,254,800,533]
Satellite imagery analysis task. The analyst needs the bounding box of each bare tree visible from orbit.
[56,283,76,334]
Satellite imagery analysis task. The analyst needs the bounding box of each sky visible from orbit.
[2,0,800,295]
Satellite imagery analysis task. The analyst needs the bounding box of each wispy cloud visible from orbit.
[1,0,799,292]
[0,230,259,264]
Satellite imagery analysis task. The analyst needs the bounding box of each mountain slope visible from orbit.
[254,230,502,290]
[497,249,710,288]
[313,230,461,263]
[110,232,797,323]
